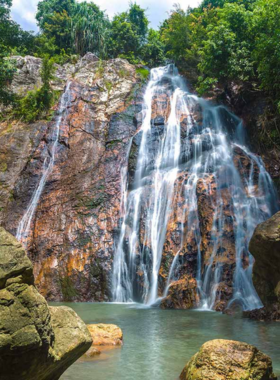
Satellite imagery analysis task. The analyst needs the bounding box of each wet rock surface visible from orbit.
[160,277,198,309]
[0,120,48,225]
[87,324,123,346]
[180,339,277,380]
[244,211,280,321]
[1,57,279,310]
[2,56,144,302]
[0,227,92,380]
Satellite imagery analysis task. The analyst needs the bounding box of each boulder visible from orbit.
[160,277,198,309]
[180,339,277,380]
[0,227,92,380]
[87,324,123,346]
[83,346,101,358]
[247,211,280,320]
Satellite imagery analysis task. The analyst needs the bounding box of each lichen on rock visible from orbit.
[0,227,92,380]
[180,339,277,380]
[2,54,144,303]
[244,211,280,321]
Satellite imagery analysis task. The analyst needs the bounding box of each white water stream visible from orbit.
[16,82,72,245]
[112,65,277,310]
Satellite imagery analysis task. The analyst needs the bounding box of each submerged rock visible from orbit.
[83,346,101,358]
[180,339,277,380]
[245,211,280,321]
[87,324,123,346]
[0,227,92,380]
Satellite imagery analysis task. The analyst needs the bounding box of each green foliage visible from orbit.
[160,6,193,69]
[104,80,113,94]
[4,0,280,143]
[71,1,110,57]
[36,0,74,51]
[0,0,34,106]
[118,68,129,78]
[141,29,165,67]
[0,161,7,172]
[127,2,149,42]
[39,9,73,52]
[251,0,280,100]
[196,76,218,95]
[14,56,55,122]
[135,67,150,81]
[0,48,16,105]
[109,17,141,63]
[33,1,164,66]
[108,2,152,64]
[36,0,109,58]
[0,0,34,53]
[200,0,257,8]
[95,59,104,79]
[162,0,280,107]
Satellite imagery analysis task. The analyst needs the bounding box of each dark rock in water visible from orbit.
[152,116,165,125]
[243,305,280,321]
[0,227,92,380]
[245,211,280,321]
[160,277,198,309]
[180,339,277,380]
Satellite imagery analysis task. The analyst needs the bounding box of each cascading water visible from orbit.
[16,82,72,245]
[112,65,278,310]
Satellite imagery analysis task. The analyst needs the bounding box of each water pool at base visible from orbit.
[53,303,280,380]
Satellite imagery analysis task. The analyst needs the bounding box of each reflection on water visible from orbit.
[55,303,280,380]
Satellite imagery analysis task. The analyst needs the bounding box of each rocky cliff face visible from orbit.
[214,82,280,198]
[1,55,279,309]
[1,54,144,301]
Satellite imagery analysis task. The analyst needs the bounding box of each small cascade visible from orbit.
[16,82,72,245]
[112,65,278,310]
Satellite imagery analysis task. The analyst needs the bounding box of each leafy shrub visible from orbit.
[14,56,55,122]
[136,67,150,81]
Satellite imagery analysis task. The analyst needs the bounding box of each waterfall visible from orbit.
[16,82,72,245]
[112,65,278,310]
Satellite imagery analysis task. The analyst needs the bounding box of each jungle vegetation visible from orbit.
[0,0,280,144]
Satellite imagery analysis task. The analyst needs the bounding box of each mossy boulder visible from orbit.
[249,211,280,306]
[0,227,92,380]
[180,339,277,380]
[246,211,280,320]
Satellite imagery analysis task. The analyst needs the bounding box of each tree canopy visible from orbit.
[1,0,280,131]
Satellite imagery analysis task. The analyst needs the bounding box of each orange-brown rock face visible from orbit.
[1,58,278,310]
[2,56,144,301]
[160,276,199,309]
[87,324,123,346]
